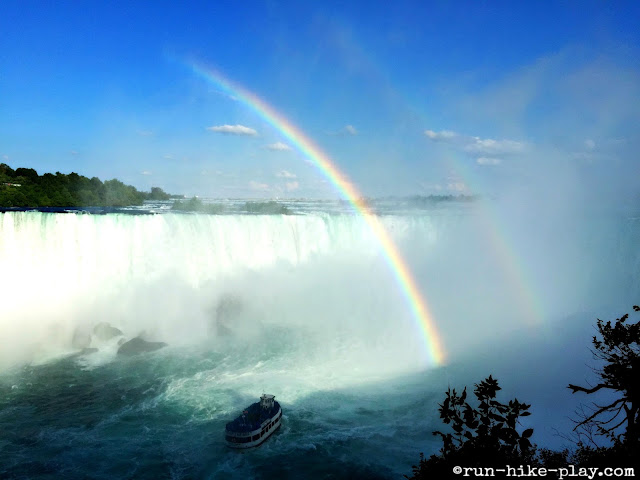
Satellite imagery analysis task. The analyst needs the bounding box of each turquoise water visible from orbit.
[0,345,442,479]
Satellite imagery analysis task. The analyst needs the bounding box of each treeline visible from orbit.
[404,194,478,204]
[0,163,176,208]
[171,197,292,215]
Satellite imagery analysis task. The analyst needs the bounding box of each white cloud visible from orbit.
[70,150,79,155]
[476,157,502,166]
[425,128,525,156]
[207,124,258,136]
[163,154,174,160]
[276,170,297,178]
[140,170,152,176]
[249,180,269,191]
[266,142,292,151]
[137,130,154,137]
[327,125,359,136]
[584,139,596,150]
[3,154,9,160]
[285,181,300,191]
[464,138,525,155]
[424,129,458,141]
[344,125,357,135]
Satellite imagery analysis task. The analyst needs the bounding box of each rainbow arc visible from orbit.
[188,61,445,366]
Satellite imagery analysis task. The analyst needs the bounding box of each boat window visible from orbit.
[227,434,253,443]
[252,434,259,441]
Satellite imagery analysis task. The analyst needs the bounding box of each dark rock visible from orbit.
[213,294,243,336]
[117,337,167,356]
[93,322,123,341]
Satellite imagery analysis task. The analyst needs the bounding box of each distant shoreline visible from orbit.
[0,206,156,215]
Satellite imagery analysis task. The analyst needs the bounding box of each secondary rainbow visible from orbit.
[187,60,445,366]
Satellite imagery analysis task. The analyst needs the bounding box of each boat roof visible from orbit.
[226,399,280,433]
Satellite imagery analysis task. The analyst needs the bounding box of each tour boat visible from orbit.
[225,394,282,448]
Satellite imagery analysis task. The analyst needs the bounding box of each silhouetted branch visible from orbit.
[568,383,606,395]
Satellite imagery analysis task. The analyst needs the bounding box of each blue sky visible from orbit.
[1,1,639,198]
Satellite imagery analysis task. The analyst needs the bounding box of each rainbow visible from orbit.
[187,60,446,366]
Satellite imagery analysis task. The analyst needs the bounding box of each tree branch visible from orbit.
[573,399,627,431]
[568,383,608,395]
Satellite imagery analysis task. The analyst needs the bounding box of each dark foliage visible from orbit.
[406,376,536,479]
[407,306,640,479]
[568,305,640,446]
[243,201,291,215]
[0,163,174,207]
[172,197,226,213]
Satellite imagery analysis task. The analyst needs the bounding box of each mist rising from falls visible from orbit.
[0,212,431,374]
[1,207,638,379]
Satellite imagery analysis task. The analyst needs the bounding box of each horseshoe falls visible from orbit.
[0,202,638,479]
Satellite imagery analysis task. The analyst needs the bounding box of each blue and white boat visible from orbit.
[225,394,282,448]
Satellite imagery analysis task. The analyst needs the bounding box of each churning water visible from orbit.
[1,200,638,478]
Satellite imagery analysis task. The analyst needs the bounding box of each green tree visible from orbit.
[14,167,38,181]
[0,163,15,177]
[147,186,170,201]
[172,196,203,211]
[104,179,145,206]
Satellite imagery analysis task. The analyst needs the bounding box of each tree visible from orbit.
[147,186,170,201]
[14,167,38,181]
[0,163,15,177]
[406,376,535,479]
[568,305,640,447]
